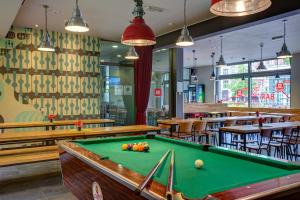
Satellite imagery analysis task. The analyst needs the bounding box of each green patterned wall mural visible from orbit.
[0,27,103,124]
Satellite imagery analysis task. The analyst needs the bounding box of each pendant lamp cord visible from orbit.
[260,43,263,60]
[43,5,48,33]
[220,36,223,55]
[184,0,187,28]
[283,20,286,43]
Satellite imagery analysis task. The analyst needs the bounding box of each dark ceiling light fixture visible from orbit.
[38,5,55,52]
[277,20,292,59]
[241,75,245,81]
[121,0,156,46]
[176,0,194,47]
[125,46,139,60]
[210,52,216,80]
[217,36,226,67]
[257,43,267,70]
[210,0,272,17]
[65,0,89,32]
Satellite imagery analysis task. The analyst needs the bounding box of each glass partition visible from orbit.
[147,49,170,125]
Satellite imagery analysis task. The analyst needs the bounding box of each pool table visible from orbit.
[59,135,300,200]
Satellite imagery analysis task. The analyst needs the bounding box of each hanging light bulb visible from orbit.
[217,36,226,67]
[257,43,267,70]
[65,0,89,32]
[125,46,139,60]
[38,5,55,52]
[277,20,292,59]
[210,52,216,80]
[241,75,245,81]
[210,0,272,17]
[121,0,156,46]
[176,0,194,47]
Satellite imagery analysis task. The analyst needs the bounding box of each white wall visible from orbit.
[291,53,300,108]
[193,66,215,103]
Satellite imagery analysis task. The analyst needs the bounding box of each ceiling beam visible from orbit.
[156,0,300,49]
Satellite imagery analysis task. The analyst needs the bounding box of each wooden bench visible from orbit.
[0,146,59,167]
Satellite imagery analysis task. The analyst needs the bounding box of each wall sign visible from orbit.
[154,88,162,97]
[276,83,284,92]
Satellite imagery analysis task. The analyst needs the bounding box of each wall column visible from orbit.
[169,48,184,118]
[291,53,300,108]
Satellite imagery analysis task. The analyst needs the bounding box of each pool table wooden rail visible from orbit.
[59,139,300,200]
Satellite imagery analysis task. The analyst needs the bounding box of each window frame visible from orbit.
[216,57,291,108]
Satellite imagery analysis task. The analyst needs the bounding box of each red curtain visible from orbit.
[134,46,154,125]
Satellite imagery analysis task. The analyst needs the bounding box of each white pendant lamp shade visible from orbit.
[257,43,267,70]
[65,0,89,32]
[38,5,55,52]
[176,0,194,47]
[210,0,272,17]
[125,46,139,60]
[277,20,292,59]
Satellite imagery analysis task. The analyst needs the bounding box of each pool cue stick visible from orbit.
[166,149,174,200]
[135,149,171,194]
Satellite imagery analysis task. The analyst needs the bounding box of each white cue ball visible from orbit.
[194,159,204,169]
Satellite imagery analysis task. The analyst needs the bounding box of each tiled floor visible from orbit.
[0,161,77,200]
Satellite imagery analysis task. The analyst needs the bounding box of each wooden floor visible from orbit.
[0,160,77,200]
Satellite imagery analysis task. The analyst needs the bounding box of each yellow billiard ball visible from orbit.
[194,159,204,169]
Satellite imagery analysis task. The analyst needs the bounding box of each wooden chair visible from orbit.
[271,117,280,123]
[222,120,237,148]
[176,121,194,141]
[246,129,273,156]
[157,123,171,136]
[282,115,290,122]
[192,121,217,144]
[264,117,272,123]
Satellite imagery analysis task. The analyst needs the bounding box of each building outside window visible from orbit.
[217,58,291,108]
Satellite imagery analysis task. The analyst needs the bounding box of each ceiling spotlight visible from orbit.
[176,0,194,47]
[117,54,122,58]
[65,0,89,33]
[38,5,55,52]
[125,46,139,60]
[277,20,292,59]
[257,43,267,70]
[121,0,156,46]
[210,0,272,17]
[112,45,118,48]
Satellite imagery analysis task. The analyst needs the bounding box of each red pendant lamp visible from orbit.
[121,0,156,46]
[210,0,272,17]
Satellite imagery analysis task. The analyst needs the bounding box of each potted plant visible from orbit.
[75,120,83,131]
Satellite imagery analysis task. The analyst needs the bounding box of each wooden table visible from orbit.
[0,125,161,145]
[157,115,282,136]
[219,122,300,151]
[268,113,299,121]
[227,110,268,116]
[0,119,115,131]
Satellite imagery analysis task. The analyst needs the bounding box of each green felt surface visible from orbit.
[74,136,300,198]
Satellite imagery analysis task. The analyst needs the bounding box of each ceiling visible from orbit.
[184,13,300,68]
[0,0,23,38]
[12,0,214,41]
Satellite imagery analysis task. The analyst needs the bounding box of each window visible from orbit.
[219,63,248,75]
[218,78,248,107]
[251,75,290,108]
[217,58,291,108]
[251,58,291,72]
